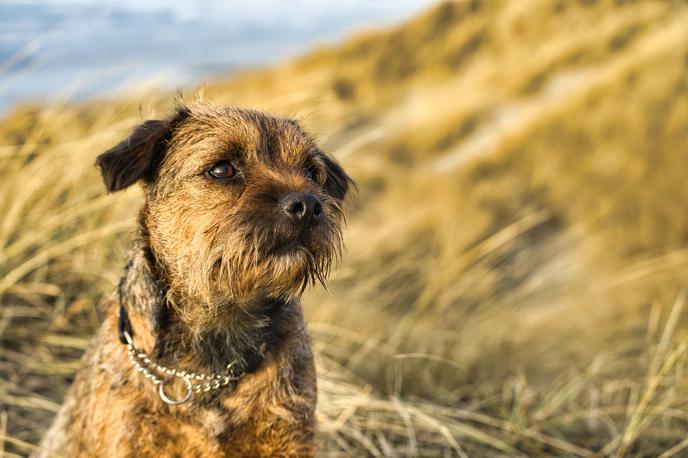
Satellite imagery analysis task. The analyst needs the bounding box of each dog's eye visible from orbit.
[207,161,236,180]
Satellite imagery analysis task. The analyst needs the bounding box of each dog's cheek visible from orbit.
[145,196,221,302]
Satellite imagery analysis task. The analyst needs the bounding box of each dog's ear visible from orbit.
[322,153,354,200]
[95,108,189,193]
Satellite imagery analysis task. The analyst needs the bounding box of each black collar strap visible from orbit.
[117,270,134,344]
[118,301,133,345]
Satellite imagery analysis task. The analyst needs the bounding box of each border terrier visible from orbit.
[37,102,352,457]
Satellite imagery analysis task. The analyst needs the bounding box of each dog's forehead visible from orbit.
[172,107,315,167]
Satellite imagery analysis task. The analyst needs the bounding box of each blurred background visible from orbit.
[0,0,434,110]
[1,0,688,456]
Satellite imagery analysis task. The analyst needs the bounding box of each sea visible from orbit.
[0,0,434,112]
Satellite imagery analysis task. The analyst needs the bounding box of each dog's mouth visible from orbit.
[202,223,340,300]
[274,240,307,253]
[269,236,319,259]
[205,210,342,296]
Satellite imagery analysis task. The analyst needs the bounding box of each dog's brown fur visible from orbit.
[37,102,352,457]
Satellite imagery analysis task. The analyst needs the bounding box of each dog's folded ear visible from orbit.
[322,154,354,200]
[96,108,189,193]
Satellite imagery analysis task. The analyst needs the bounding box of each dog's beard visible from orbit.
[177,211,343,306]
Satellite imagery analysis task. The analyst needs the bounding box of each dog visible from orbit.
[37,102,352,457]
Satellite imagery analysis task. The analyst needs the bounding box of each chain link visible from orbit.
[123,331,243,403]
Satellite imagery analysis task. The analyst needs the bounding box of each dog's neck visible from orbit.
[118,237,295,377]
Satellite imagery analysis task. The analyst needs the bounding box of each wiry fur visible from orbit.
[37,102,353,457]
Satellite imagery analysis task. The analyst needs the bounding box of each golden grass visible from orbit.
[2,0,688,456]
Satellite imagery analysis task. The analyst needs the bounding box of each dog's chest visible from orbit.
[141,404,300,457]
[198,409,229,438]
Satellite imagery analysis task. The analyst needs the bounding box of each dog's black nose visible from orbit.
[281,193,322,225]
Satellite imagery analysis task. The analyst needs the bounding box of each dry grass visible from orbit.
[2,0,688,456]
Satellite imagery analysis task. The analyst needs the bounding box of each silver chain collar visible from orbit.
[122,330,244,405]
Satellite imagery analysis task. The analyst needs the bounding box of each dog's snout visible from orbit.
[281,193,322,225]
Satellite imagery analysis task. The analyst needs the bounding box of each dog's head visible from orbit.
[96,103,352,309]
